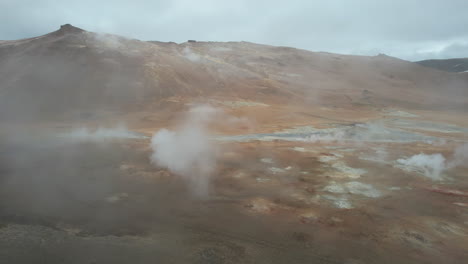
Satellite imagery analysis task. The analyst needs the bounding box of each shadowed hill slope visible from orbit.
[416,58,468,73]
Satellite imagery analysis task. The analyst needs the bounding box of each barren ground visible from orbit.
[1,25,467,263]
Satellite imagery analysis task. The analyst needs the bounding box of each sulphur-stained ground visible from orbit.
[1,102,467,264]
[1,25,468,264]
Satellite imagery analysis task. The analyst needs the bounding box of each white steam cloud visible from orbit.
[397,153,446,181]
[396,143,468,180]
[150,105,247,197]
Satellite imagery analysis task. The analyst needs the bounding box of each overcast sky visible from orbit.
[1,0,467,61]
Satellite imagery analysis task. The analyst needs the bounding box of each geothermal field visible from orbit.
[0,25,467,263]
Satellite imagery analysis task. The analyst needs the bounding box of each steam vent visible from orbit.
[0,19,468,264]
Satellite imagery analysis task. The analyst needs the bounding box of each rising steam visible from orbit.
[396,153,447,180]
[150,105,244,197]
[396,143,468,180]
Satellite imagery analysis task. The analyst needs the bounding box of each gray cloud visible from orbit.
[1,0,467,61]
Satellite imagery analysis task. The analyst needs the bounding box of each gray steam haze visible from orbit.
[150,105,249,197]
[61,124,147,141]
[2,0,468,60]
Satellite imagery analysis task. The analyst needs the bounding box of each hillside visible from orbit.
[1,24,468,264]
[416,58,468,73]
[1,24,467,123]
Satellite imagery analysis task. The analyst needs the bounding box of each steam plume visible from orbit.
[150,105,231,197]
[397,153,446,181]
[396,143,468,180]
